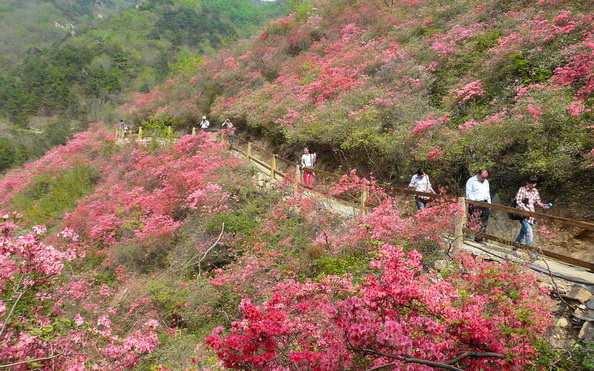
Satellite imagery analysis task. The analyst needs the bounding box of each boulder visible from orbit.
[563,286,593,304]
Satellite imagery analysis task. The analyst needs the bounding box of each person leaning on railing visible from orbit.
[510,176,552,257]
[465,169,491,243]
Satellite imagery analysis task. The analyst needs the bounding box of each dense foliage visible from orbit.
[0,0,139,65]
[124,0,594,212]
[0,0,289,170]
[1,0,592,369]
[0,123,559,369]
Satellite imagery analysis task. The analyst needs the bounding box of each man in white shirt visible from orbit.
[200,116,210,131]
[407,168,435,210]
[465,169,491,243]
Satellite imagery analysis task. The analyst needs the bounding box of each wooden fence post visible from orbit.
[453,197,466,251]
[192,127,196,136]
[271,155,277,180]
[360,188,369,212]
[138,127,143,140]
[296,164,301,184]
[247,142,252,162]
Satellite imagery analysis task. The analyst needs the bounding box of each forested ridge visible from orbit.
[123,0,594,218]
[0,0,289,171]
[0,0,594,370]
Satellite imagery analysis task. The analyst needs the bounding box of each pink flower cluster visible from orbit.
[412,113,451,135]
[451,80,485,103]
[207,176,553,370]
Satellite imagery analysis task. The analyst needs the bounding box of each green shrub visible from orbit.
[12,162,99,225]
[204,211,259,237]
[314,250,371,282]
[140,113,176,147]
[111,239,172,274]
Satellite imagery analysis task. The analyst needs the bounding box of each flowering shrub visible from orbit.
[0,215,159,369]
[118,0,594,202]
[206,174,552,370]
[4,0,589,367]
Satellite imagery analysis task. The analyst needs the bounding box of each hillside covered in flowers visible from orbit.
[1,0,594,369]
[0,122,565,369]
[124,0,594,214]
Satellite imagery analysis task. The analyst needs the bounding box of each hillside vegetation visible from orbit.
[1,0,593,370]
[0,0,139,65]
[0,0,289,171]
[0,124,566,370]
[125,0,594,216]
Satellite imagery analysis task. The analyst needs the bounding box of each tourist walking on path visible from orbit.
[465,169,491,243]
[221,118,235,148]
[407,168,435,210]
[118,119,126,138]
[511,176,552,256]
[301,147,316,187]
[200,116,210,131]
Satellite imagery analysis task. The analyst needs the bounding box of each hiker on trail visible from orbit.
[118,120,125,137]
[221,118,235,148]
[407,168,435,210]
[465,169,491,243]
[200,116,210,131]
[301,147,316,187]
[511,176,552,257]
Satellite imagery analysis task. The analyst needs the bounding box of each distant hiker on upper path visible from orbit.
[511,176,552,258]
[118,119,128,138]
[301,147,316,187]
[221,118,235,149]
[200,116,210,131]
[407,168,435,210]
[465,169,491,243]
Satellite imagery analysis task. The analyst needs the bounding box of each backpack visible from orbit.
[508,187,528,221]
[508,198,524,220]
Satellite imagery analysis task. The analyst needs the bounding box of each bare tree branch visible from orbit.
[0,353,64,369]
[357,347,506,371]
[197,222,225,276]
[0,291,24,339]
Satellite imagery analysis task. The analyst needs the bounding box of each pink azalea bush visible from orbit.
[206,176,553,370]
[0,214,159,370]
[118,0,593,195]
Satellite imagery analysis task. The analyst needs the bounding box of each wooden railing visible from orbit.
[118,126,594,271]
[224,135,594,270]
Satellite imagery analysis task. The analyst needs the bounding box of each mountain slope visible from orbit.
[0,0,289,172]
[126,0,594,215]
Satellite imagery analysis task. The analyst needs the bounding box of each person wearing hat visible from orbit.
[200,116,210,131]
[511,176,552,257]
